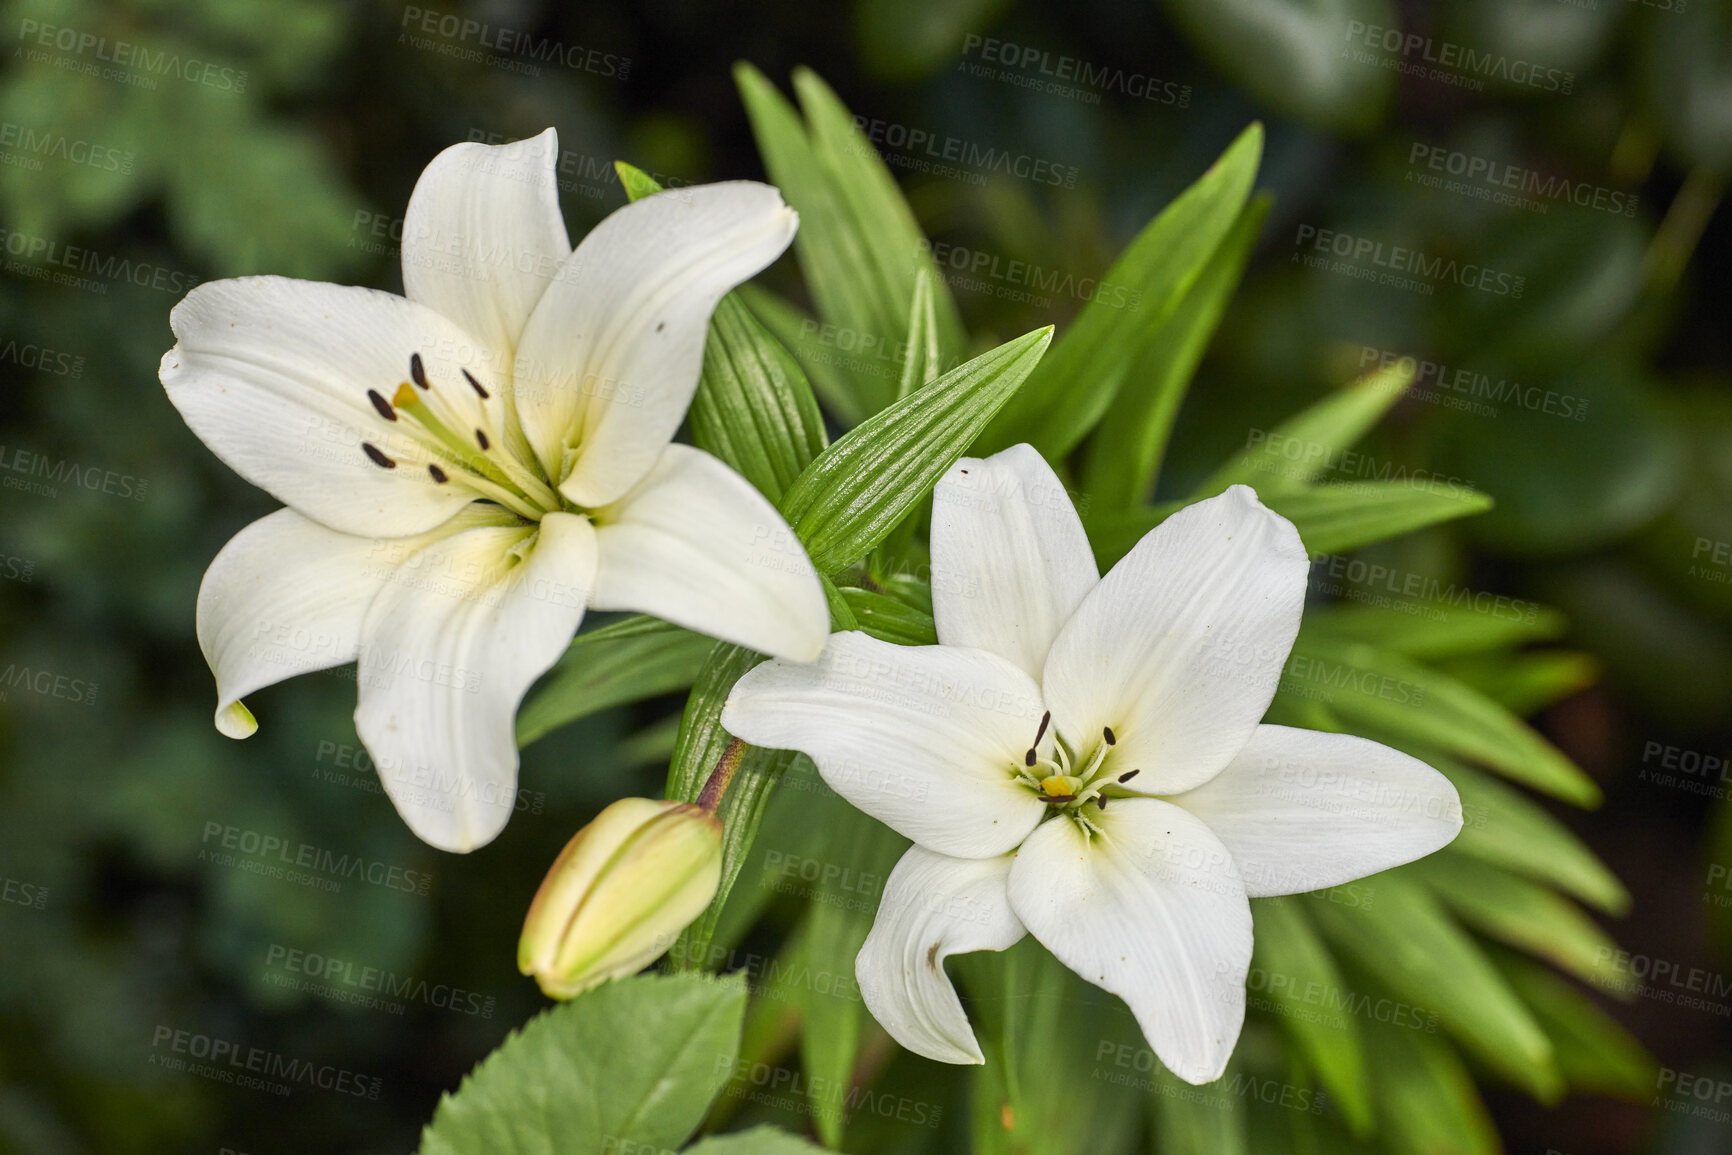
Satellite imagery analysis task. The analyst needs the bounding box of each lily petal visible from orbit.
[590,444,827,662]
[196,506,511,738]
[401,129,572,366]
[1041,485,1307,795]
[1171,725,1464,897]
[857,847,1026,1064]
[1008,799,1252,1085]
[721,631,1047,858]
[354,511,597,852]
[513,182,797,505]
[930,445,1098,680]
[161,276,505,538]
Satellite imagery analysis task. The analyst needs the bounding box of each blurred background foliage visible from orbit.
[0,0,1728,1152]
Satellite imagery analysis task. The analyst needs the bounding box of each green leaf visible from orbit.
[1304,600,1568,661]
[838,587,938,645]
[1305,874,1561,1101]
[1087,481,1492,573]
[419,973,746,1155]
[1148,1061,1248,1154]
[614,159,666,203]
[517,620,714,747]
[1357,1014,1498,1155]
[1408,855,1623,991]
[1422,753,1625,915]
[691,294,830,503]
[1193,363,1418,496]
[1284,631,1601,807]
[985,124,1264,460]
[1492,950,1658,1101]
[1249,898,1373,1135]
[734,64,966,418]
[896,268,944,402]
[1082,194,1271,511]
[1435,650,1601,716]
[779,326,1053,573]
[685,1127,833,1153]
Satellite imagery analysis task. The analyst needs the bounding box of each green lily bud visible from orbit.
[518,797,723,999]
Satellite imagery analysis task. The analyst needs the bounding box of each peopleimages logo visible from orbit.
[1406,142,1639,217]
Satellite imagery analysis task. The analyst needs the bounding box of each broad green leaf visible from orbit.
[738,284,877,426]
[1492,950,1658,1101]
[959,940,1145,1155]
[985,124,1264,459]
[780,327,1053,573]
[897,267,943,402]
[1408,855,1623,990]
[517,620,713,747]
[1087,481,1491,573]
[1358,1014,1498,1155]
[685,1127,833,1154]
[1149,1061,1248,1154]
[1083,194,1271,512]
[735,64,966,418]
[1284,631,1600,807]
[691,294,830,503]
[820,573,862,631]
[419,973,745,1155]
[1249,897,1373,1135]
[1304,600,1568,660]
[1305,874,1561,1101]
[1193,363,1418,496]
[838,587,938,645]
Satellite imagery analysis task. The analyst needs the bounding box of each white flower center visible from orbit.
[357,353,564,522]
[1012,710,1139,835]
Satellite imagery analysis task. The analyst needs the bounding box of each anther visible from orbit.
[1102,726,1116,746]
[1097,795,1108,810]
[410,353,429,390]
[475,429,490,451]
[362,442,396,469]
[428,464,448,483]
[1024,749,1037,767]
[1043,794,1076,805]
[367,389,397,422]
[462,369,489,399]
[1034,710,1051,746]
[1117,769,1140,783]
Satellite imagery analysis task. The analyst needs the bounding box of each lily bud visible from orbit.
[518,797,723,999]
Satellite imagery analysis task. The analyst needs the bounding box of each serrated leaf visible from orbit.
[1249,897,1373,1135]
[735,64,966,418]
[985,124,1264,460]
[1083,194,1271,511]
[1492,950,1658,1101]
[685,1126,833,1153]
[517,619,713,747]
[691,294,830,503]
[1193,363,1418,496]
[1409,854,1623,990]
[1284,631,1600,807]
[1305,874,1561,1101]
[838,587,938,645]
[418,973,745,1155]
[779,326,1052,573]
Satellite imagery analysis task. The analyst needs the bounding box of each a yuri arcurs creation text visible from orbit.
[723,444,1464,1084]
[158,130,829,853]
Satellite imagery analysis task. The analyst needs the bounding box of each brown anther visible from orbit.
[362,442,396,469]
[1102,726,1116,746]
[1024,749,1037,767]
[462,369,489,399]
[367,389,397,422]
[1117,769,1140,783]
[428,464,448,483]
[475,429,490,451]
[1034,710,1051,746]
[1096,795,1108,810]
[409,353,429,390]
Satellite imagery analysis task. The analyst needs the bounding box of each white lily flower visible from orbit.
[164,130,828,854]
[721,444,1462,1084]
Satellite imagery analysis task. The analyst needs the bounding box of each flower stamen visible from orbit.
[362,442,396,469]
